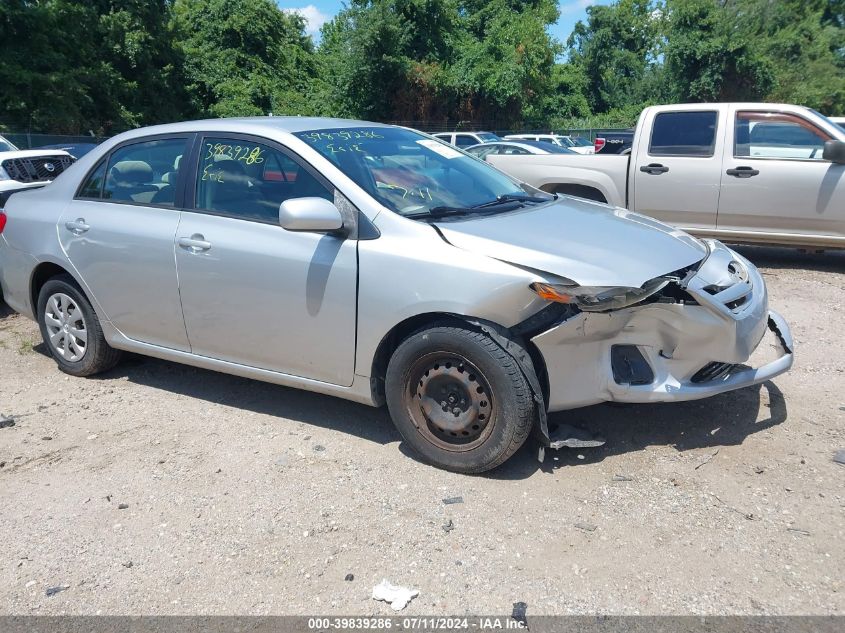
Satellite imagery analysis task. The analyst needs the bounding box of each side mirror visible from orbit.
[822,140,845,164]
[279,197,343,233]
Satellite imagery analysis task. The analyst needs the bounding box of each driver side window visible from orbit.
[736,111,831,160]
[194,137,333,223]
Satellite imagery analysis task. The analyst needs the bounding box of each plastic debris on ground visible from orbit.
[372,579,419,611]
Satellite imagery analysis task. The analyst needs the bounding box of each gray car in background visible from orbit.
[0,118,793,472]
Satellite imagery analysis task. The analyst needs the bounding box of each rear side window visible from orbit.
[454,135,477,148]
[94,138,188,206]
[649,111,718,157]
[194,137,333,223]
[78,160,107,198]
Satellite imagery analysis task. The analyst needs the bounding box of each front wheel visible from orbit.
[37,274,122,377]
[385,325,536,473]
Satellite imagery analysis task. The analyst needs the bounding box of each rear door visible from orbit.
[631,108,726,230]
[59,135,192,351]
[175,134,358,386]
[717,106,845,240]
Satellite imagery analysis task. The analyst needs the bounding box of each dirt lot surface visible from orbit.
[0,246,843,616]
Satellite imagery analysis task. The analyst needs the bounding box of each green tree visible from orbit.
[0,0,185,133]
[568,0,660,113]
[532,62,591,123]
[662,0,774,102]
[731,0,845,113]
[451,0,560,123]
[171,0,319,117]
[316,0,559,125]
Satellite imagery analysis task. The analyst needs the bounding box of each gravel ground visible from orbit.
[0,246,843,616]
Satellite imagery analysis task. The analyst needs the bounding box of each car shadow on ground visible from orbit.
[83,351,403,447]
[32,343,786,479]
[0,300,14,319]
[491,380,787,480]
[19,292,787,479]
[732,244,845,273]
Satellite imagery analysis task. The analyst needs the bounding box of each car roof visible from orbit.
[467,141,548,152]
[434,131,493,135]
[106,117,395,144]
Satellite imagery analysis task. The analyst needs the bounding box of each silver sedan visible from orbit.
[0,118,794,472]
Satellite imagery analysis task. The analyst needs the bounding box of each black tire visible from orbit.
[385,325,536,473]
[36,274,122,377]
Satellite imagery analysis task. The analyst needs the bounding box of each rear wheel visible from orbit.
[37,274,122,377]
[385,325,535,473]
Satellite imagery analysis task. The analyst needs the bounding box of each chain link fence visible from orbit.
[2,119,634,149]
[1,132,108,150]
[388,120,633,140]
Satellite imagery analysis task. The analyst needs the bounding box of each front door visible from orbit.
[631,108,726,231]
[59,136,192,351]
[717,107,845,240]
[175,135,358,386]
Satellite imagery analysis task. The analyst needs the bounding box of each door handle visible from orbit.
[726,166,760,178]
[64,218,90,235]
[639,163,669,174]
[178,234,212,252]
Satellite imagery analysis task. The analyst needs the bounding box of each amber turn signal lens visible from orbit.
[529,282,573,303]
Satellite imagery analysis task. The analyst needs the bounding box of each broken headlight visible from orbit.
[530,277,670,312]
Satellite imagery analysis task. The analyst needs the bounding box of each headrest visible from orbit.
[212,156,247,173]
[110,160,153,185]
[174,154,182,170]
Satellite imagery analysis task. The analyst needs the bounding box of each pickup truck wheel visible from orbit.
[37,274,122,377]
[385,325,535,473]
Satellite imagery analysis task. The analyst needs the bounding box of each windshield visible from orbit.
[477,132,501,142]
[0,136,18,152]
[295,127,550,217]
[568,136,592,147]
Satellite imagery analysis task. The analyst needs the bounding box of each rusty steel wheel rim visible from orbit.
[404,352,495,452]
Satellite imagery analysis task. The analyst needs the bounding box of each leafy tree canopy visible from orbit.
[1,0,843,134]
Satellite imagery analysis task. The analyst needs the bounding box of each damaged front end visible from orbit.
[524,240,793,441]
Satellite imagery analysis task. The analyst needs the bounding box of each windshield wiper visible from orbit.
[401,193,556,220]
[473,193,555,208]
[402,206,475,219]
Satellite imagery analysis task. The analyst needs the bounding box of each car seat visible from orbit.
[107,161,159,203]
[207,158,268,220]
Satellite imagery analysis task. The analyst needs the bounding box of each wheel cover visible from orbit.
[44,292,88,362]
[404,352,495,452]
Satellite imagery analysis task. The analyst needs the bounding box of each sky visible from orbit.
[278,1,615,44]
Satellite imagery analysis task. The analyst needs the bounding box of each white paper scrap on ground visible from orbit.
[372,579,420,611]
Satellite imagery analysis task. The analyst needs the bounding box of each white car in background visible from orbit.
[465,140,579,161]
[830,117,845,132]
[0,134,75,208]
[431,131,501,148]
[504,134,595,154]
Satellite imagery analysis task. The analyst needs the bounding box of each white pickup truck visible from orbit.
[489,103,845,249]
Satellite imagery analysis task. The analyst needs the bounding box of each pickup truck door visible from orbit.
[630,108,727,231]
[716,106,845,241]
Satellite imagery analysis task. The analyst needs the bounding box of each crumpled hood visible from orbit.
[435,197,707,287]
